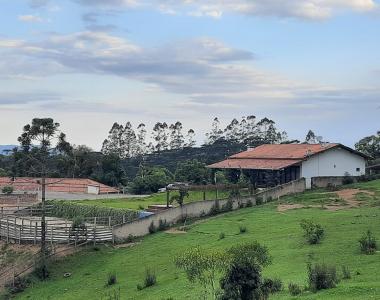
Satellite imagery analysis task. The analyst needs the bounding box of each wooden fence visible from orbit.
[0,216,113,245]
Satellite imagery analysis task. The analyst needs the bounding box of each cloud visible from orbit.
[18,15,44,23]
[71,0,378,20]
[28,0,50,8]
[0,92,61,105]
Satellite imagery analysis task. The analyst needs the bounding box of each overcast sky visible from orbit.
[0,0,379,149]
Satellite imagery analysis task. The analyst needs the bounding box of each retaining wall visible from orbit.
[113,178,306,240]
[311,176,358,188]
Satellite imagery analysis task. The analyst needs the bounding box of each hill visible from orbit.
[0,145,16,155]
[11,180,380,299]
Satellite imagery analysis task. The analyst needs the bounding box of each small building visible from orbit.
[208,143,368,189]
[0,177,119,194]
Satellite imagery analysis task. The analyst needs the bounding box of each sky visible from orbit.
[0,0,379,150]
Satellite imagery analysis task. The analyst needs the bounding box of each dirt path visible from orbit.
[277,188,375,212]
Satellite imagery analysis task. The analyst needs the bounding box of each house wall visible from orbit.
[112,178,306,240]
[301,147,366,188]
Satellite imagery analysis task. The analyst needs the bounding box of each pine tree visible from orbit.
[205,117,224,144]
[305,130,318,144]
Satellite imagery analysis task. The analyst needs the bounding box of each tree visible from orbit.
[101,122,124,157]
[225,118,241,143]
[169,121,185,150]
[175,246,227,299]
[130,166,173,194]
[206,117,224,144]
[185,129,196,148]
[355,131,380,160]
[121,122,137,158]
[17,118,70,279]
[174,160,209,184]
[136,123,148,156]
[152,122,170,153]
[305,130,319,144]
[220,242,272,300]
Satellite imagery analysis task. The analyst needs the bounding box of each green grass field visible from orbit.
[12,180,380,300]
[71,190,231,210]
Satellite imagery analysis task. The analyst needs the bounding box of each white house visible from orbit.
[208,143,368,189]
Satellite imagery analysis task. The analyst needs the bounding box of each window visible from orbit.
[356,168,360,172]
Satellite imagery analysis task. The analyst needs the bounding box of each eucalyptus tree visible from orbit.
[205,117,224,145]
[169,121,185,150]
[17,118,71,279]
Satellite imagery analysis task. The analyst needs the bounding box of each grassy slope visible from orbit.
[15,180,380,300]
[70,190,231,210]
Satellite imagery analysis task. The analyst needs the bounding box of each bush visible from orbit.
[6,277,29,294]
[148,221,157,234]
[307,263,339,292]
[300,219,324,244]
[246,200,253,207]
[341,265,351,279]
[229,189,241,199]
[256,197,263,205]
[1,186,13,194]
[288,282,302,296]
[208,200,220,216]
[144,269,157,288]
[158,219,168,231]
[219,232,225,240]
[263,278,282,294]
[342,172,354,185]
[130,166,173,194]
[239,225,247,234]
[107,272,117,286]
[359,230,377,254]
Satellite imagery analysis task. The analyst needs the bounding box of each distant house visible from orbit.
[0,177,119,194]
[207,143,368,189]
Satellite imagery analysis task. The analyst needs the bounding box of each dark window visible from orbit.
[356,168,360,172]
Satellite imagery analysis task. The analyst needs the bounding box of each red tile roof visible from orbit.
[231,143,339,160]
[208,143,367,170]
[0,177,119,194]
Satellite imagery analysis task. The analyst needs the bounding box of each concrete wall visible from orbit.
[113,178,306,241]
[0,193,38,205]
[311,176,358,188]
[301,147,366,189]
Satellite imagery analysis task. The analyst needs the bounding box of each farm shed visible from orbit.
[208,143,368,189]
[0,177,118,194]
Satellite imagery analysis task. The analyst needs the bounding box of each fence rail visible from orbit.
[0,216,113,245]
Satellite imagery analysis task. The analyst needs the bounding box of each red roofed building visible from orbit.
[208,143,368,188]
[0,177,119,194]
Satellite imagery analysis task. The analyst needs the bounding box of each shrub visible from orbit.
[342,172,354,185]
[229,189,241,199]
[288,282,302,296]
[239,225,247,234]
[107,272,117,286]
[158,219,168,231]
[246,200,253,207]
[307,263,339,292]
[136,284,144,291]
[341,265,351,279]
[126,234,135,243]
[300,219,324,244]
[138,204,145,210]
[219,232,225,240]
[6,277,29,294]
[267,196,273,202]
[208,200,220,216]
[263,278,282,294]
[221,199,233,212]
[1,186,13,194]
[256,197,263,205]
[359,230,377,254]
[144,269,157,288]
[148,221,157,234]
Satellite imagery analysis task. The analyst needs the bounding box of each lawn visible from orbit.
[70,190,232,211]
[12,180,380,300]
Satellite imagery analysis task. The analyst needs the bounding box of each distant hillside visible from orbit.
[0,145,17,155]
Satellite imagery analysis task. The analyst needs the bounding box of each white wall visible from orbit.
[301,147,366,188]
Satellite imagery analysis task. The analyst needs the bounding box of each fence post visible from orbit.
[93,217,97,246]
[122,215,125,224]
[6,215,9,243]
[203,191,206,201]
[34,222,37,245]
[108,216,111,227]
